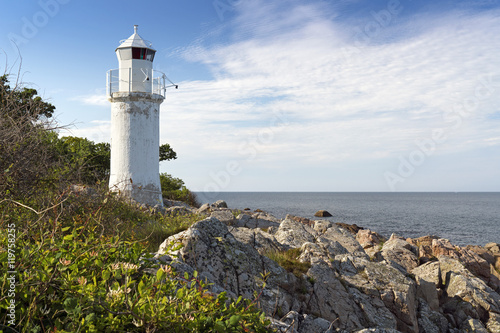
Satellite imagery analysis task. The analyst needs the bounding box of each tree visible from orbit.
[159,143,177,162]
[55,136,111,184]
[0,74,55,120]
[0,75,59,199]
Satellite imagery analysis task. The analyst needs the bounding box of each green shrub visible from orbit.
[160,173,200,208]
[0,194,273,332]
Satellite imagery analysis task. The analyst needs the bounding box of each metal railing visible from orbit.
[106,68,172,98]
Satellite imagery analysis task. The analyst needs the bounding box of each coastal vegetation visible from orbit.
[0,75,271,332]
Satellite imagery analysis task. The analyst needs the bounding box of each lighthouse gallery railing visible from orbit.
[106,68,168,98]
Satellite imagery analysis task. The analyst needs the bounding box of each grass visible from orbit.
[263,248,311,278]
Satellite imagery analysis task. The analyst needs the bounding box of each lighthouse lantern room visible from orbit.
[107,25,167,207]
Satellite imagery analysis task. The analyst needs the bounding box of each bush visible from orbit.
[0,189,272,332]
[160,173,200,208]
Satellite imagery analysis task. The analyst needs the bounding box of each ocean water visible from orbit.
[195,192,500,246]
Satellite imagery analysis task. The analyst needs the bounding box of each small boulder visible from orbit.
[197,203,211,215]
[314,210,332,217]
[336,222,364,234]
[211,200,228,209]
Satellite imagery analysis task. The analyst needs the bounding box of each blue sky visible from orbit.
[1,0,500,192]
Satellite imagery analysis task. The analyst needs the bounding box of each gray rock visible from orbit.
[412,261,441,287]
[417,298,448,333]
[234,213,281,229]
[487,312,500,333]
[439,256,500,314]
[196,203,210,214]
[381,236,419,273]
[211,200,228,208]
[275,215,318,248]
[229,226,286,254]
[210,209,235,225]
[298,315,332,333]
[415,276,440,311]
[165,206,192,216]
[156,217,298,315]
[460,317,489,333]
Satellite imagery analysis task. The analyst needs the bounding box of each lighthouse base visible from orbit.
[109,181,163,208]
[108,92,165,208]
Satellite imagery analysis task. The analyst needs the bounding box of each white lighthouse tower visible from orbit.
[107,25,167,207]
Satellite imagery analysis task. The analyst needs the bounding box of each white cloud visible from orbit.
[72,93,108,106]
[81,1,500,191]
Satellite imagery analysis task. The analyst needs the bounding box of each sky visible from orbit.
[1,0,500,193]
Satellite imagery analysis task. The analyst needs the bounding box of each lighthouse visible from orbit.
[107,25,167,207]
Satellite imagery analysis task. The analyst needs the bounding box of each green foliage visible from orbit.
[0,74,55,120]
[160,173,200,208]
[159,143,177,162]
[52,136,111,184]
[263,248,311,278]
[0,188,272,332]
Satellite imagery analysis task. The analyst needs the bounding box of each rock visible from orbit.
[164,206,192,216]
[314,210,332,217]
[298,314,332,333]
[353,258,419,333]
[427,238,500,292]
[357,229,385,248]
[196,203,210,214]
[407,235,440,264]
[229,226,286,254]
[485,242,500,254]
[210,209,235,225]
[412,261,442,287]
[274,215,318,248]
[416,298,448,333]
[336,222,364,235]
[268,317,299,333]
[460,317,489,333]
[234,211,281,229]
[415,276,440,311]
[211,200,228,209]
[438,256,500,326]
[321,224,368,259]
[487,312,500,333]
[156,217,299,316]
[356,229,386,258]
[381,235,419,273]
[289,215,315,227]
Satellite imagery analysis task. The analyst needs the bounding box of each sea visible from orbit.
[195,192,500,247]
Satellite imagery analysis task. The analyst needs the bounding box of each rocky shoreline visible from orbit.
[157,200,500,332]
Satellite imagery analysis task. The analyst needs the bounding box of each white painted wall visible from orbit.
[108,92,164,206]
[117,59,153,93]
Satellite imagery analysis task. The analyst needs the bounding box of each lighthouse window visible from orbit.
[131,48,154,61]
[146,49,155,61]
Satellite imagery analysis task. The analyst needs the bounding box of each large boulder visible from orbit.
[156,217,300,315]
[381,235,419,273]
[234,211,281,229]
